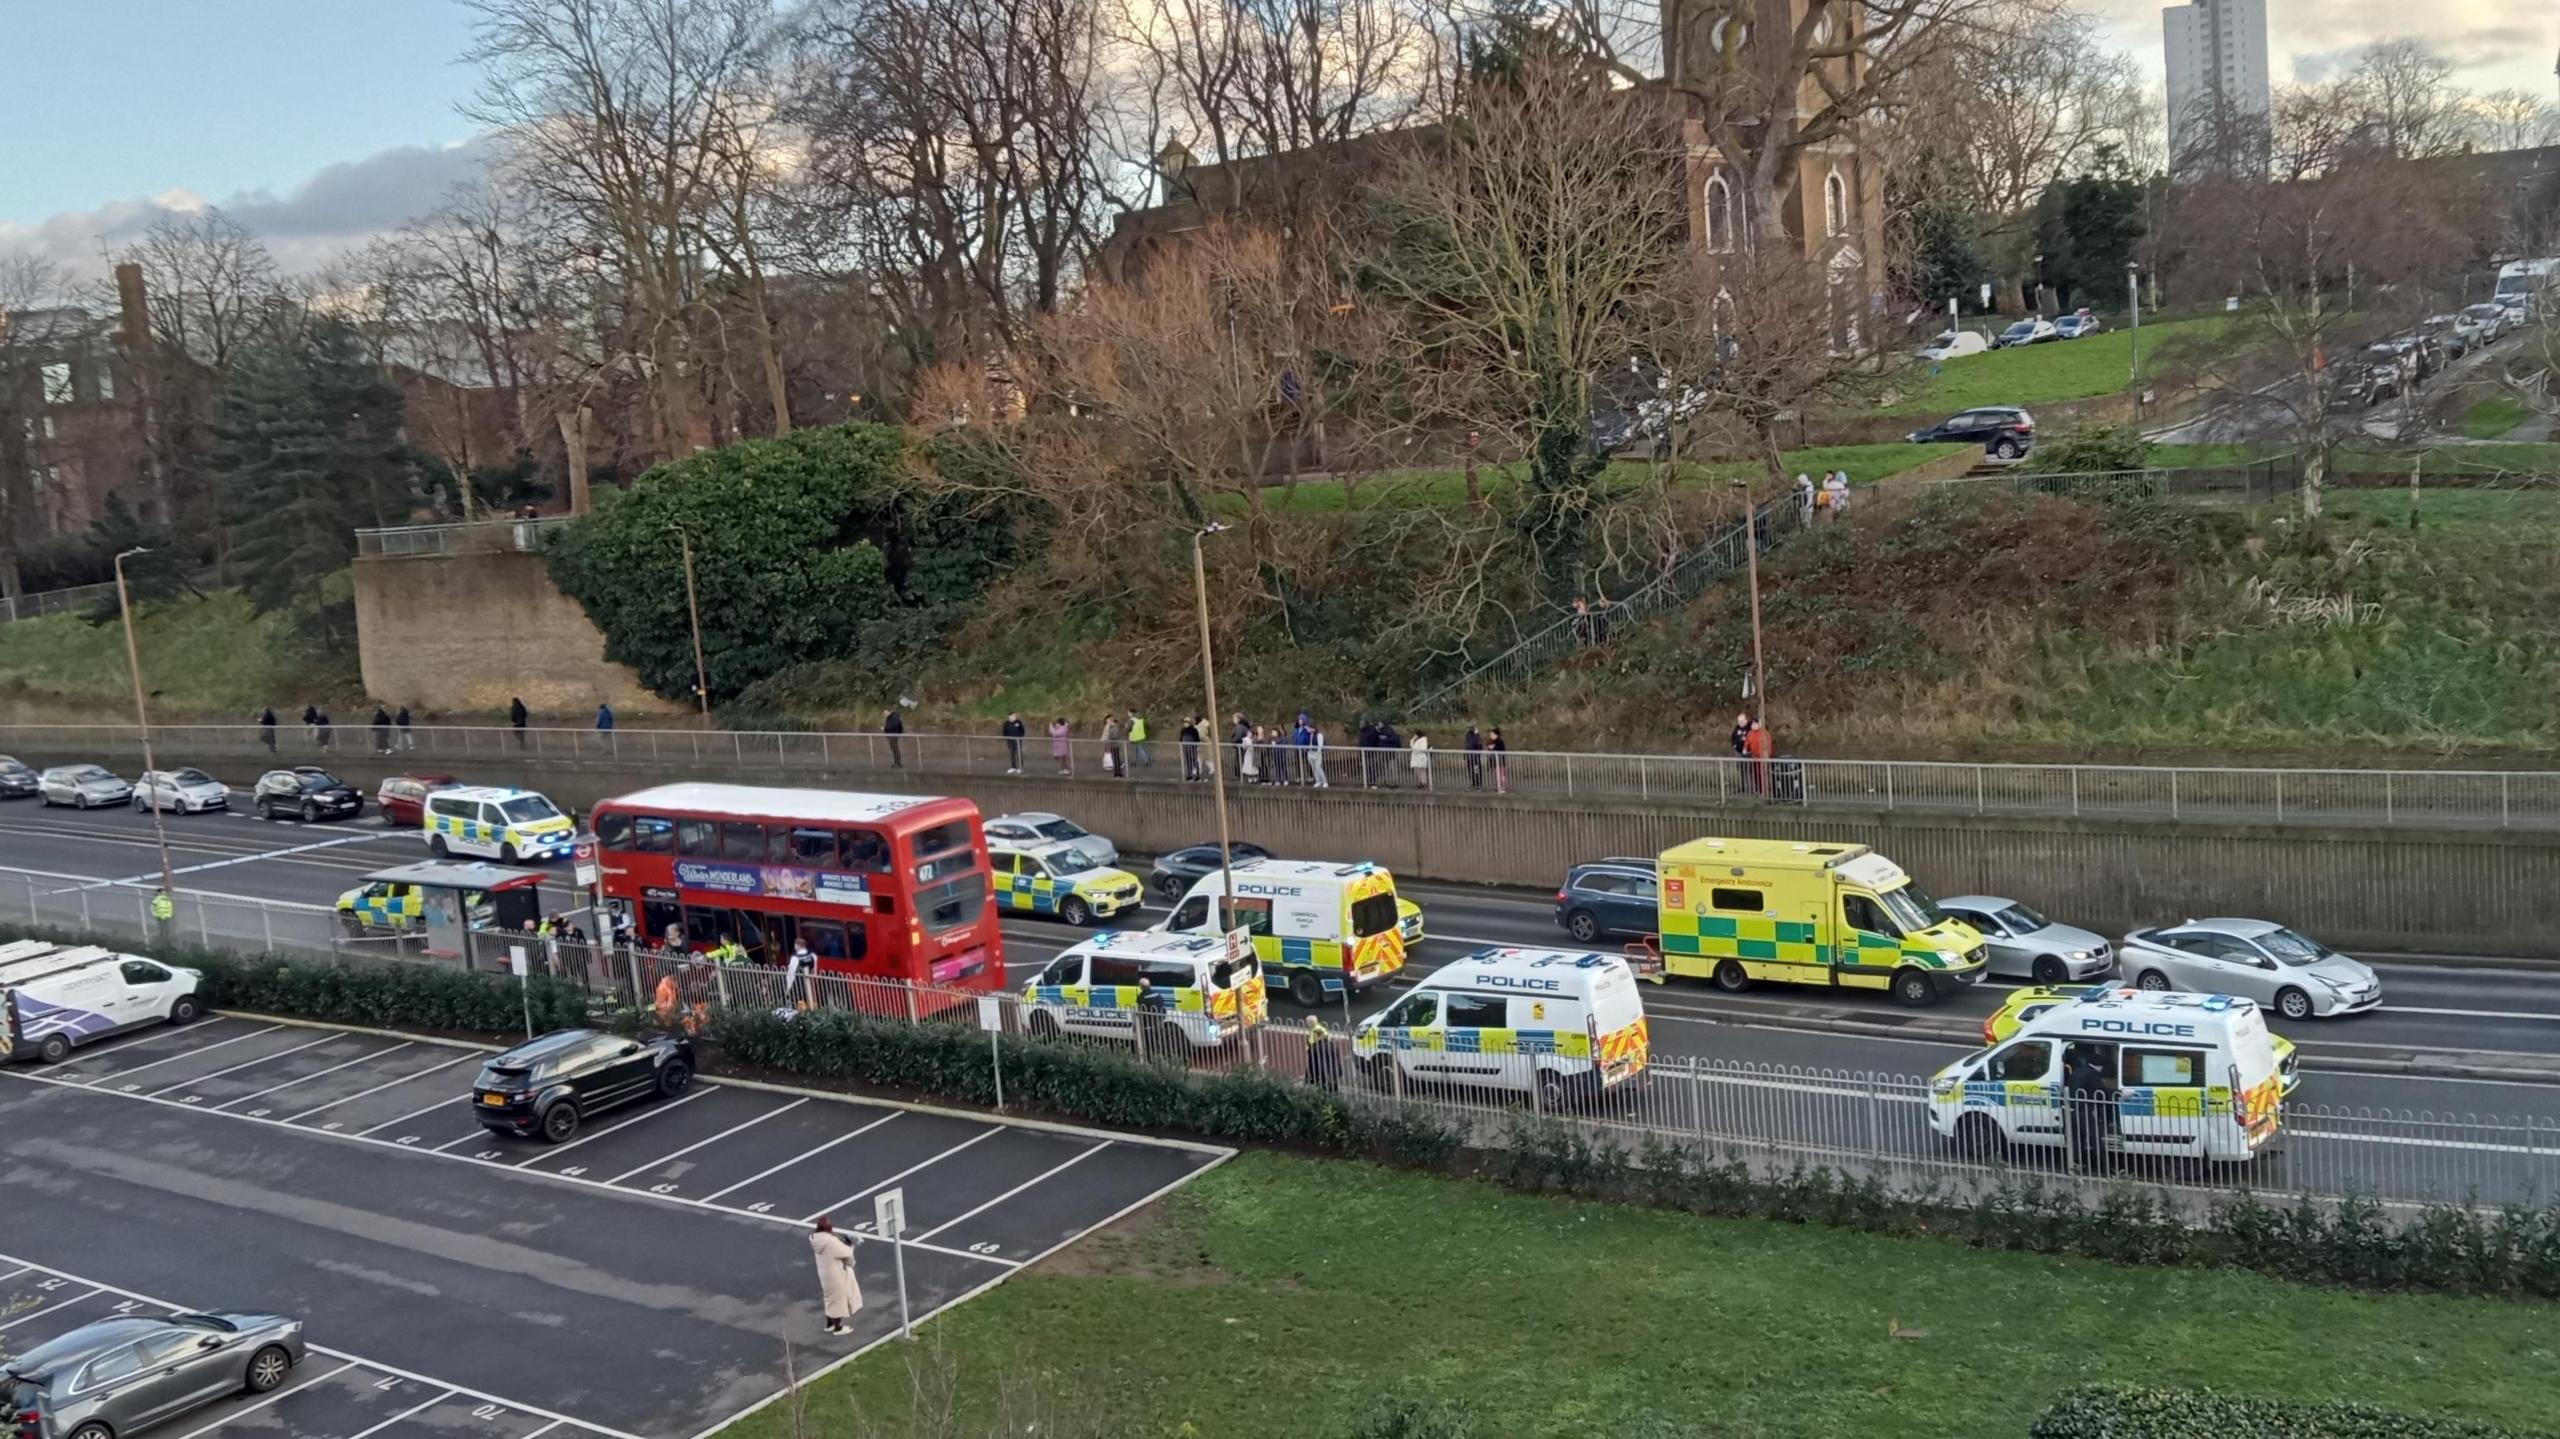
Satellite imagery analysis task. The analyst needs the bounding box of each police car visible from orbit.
[423,786,577,862]
[336,881,491,936]
[990,838,1145,926]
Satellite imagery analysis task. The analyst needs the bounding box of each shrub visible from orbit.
[2030,1383,2557,1439]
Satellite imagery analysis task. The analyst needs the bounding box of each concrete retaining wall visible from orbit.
[26,732,2560,958]
[352,551,670,716]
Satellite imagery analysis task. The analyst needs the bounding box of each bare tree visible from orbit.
[2337,39,2471,161]
[2465,89,2560,152]
[113,209,282,372]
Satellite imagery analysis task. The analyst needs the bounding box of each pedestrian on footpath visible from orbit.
[1309,720,1330,788]
[1795,472,1816,526]
[1239,727,1261,786]
[1745,718,1774,796]
[1464,724,1484,790]
[1179,716,1202,781]
[1050,717,1072,776]
[509,697,529,748]
[882,707,904,769]
[371,706,393,755]
[395,705,413,750]
[1357,719,1380,787]
[1231,713,1251,781]
[808,1216,865,1335]
[315,709,334,751]
[1487,726,1509,794]
[1823,471,1850,521]
[1730,712,1751,759]
[1128,709,1151,770]
[1377,719,1403,787]
[301,704,320,745]
[1101,713,1123,777]
[258,707,278,753]
[1408,730,1433,791]
[596,702,615,732]
[1291,713,1312,786]
[1002,713,1026,774]
[1304,1017,1341,1090]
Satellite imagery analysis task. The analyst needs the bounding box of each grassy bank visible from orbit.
[0,588,358,720]
[1878,315,2233,417]
[1230,442,1962,515]
[739,1152,2558,1439]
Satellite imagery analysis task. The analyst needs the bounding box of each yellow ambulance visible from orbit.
[1652,837,1987,1006]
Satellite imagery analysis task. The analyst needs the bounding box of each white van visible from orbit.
[1022,931,1270,1051]
[424,785,577,862]
[1926,988,2283,1163]
[1,944,205,1063]
[1159,859,1420,1007]
[1352,946,1651,1107]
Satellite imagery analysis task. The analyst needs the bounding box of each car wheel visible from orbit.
[1954,1113,2004,1160]
[1993,439,2022,460]
[69,1422,113,1439]
[2275,986,2314,1022]
[429,834,450,857]
[2031,956,2066,985]
[1289,970,1325,1008]
[255,798,272,820]
[1712,959,1750,993]
[339,913,367,938]
[1566,909,1602,943]
[2135,969,2173,993]
[243,1345,294,1394]
[1156,874,1187,900]
[1536,1069,1570,1113]
[38,1033,72,1063]
[1027,1011,1062,1039]
[170,995,202,1025]
[1060,896,1092,927]
[133,794,147,810]
[539,1102,582,1144]
[301,800,318,822]
[1361,1055,1397,1092]
[1893,968,1939,1008]
[656,1059,693,1097]
[499,842,519,864]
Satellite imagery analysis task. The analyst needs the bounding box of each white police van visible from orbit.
[1926,988,2284,1163]
[1,941,205,1064]
[1021,930,1270,1052]
[1353,946,1652,1108]
[424,785,577,862]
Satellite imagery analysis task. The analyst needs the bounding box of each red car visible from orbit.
[376,774,459,827]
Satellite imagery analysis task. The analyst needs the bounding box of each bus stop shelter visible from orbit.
[359,861,550,962]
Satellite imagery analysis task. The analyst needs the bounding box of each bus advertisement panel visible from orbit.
[589,782,1001,1001]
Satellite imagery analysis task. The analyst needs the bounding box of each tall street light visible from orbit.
[1728,481,1768,727]
[113,547,178,912]
[671,526,713,727]
[2127,262,2144,393]
[1189,521,1251,1054]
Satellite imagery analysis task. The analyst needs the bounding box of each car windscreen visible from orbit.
[1034,819,1088,841]
[1996,903,2050,933]
[2257,927,2329,965]
[500,796,563,824]
[1880,883,1948,935]
[1349,892,1400,938]
[301,772,347,789]
[67,766,109,781]
[171,769,214,785]
[1047,850,1097,876]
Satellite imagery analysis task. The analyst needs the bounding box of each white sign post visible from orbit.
[875,1188,913,1341]
[508,944,532,1038]
[976,996,1006,1110]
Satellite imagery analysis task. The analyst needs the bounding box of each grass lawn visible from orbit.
[2463,395,2531,440]
[1877,315,2234,418]
[1239,443,1964,515]
[743,1153,2560,1439]
[0,588,355,719]
[2146,441,2560,478]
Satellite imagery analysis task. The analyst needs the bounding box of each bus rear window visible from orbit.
[919,874,986,935]
[913,820,974,862]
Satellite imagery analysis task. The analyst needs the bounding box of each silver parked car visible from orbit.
[37,765,132,809]
[1936,896,2113,984]
[134,768,230,814]
[4,1310,305,1439]
[983,811,1116,866]
[2118,918,2382,1021]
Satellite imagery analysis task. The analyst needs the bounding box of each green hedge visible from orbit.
[2031,1384,2558,1438]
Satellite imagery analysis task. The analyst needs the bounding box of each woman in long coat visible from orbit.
[810,1216,864,1334]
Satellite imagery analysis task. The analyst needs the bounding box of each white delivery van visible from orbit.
[1159,859,1419,1007]
[1,944,205,1063]
[1353,946,1652,1108]
[1926,987,2283,1163]
[1021,930,1271,1051]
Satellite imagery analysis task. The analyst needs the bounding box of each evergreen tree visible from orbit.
[215,318,413,618]
[2031,145,2147,311]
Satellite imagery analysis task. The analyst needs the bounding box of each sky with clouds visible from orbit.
[3,0,2557,281]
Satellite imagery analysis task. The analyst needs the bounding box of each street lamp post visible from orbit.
[2127,263,2143,386]
[673,527,713,727]
[1728,481,1767,727]
[1188,522,1251,1058]
[113,547,178,915]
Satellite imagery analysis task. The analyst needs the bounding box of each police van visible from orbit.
[1159,859,1417,1007]
[1,942,205,1064]
[1927,988,2284,1163]
[424,786,578,863]
[336,880,493,935]
[1022,930,1269,1051]
[1353,947,1650,1107]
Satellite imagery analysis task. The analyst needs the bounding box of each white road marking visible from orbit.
[358,1091,474,1137]
[59,830,398,893]
[912,1143,1108,1242]
[164,1360,361,1439]
[799,1126,1004,1223]
[333,1389,458,1439]
[214,1043,414,1112]
[147,1036,336,1097]
[0,1286,102,1328]
[697,1113,899,1202]
[605,1098,806,1184]
[516,1086,717,1166]
[284,1052,483,1124]
[80,1024,286,1085]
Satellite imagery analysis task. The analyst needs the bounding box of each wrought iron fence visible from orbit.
[7,721,2559,831]
[354,516,574,558]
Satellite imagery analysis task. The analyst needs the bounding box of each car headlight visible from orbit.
[2069,949,2095,961]
[1936,950,1961,964]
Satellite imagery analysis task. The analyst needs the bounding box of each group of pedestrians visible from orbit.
[1729,711,1776,794]
[1794,469,1853,524]
[1002,710,1513,794]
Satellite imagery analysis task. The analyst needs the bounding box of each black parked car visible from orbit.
[1905,406,2037,460]
[0,755,36,798]
[1554,857,1662,944]
[1147,841,1276,900]
[474,1028,696,1143]
[251,767,363,822]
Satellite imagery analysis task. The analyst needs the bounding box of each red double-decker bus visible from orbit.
[588,782,1001,996]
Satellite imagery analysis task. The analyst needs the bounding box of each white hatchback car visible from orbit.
[135,767,231,814]
[2118,918,2382,1021]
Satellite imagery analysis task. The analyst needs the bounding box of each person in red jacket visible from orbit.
[1744,719,1774,796]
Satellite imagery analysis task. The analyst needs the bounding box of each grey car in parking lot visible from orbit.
[5,1310,305,1439]
[1936,896,2113,984]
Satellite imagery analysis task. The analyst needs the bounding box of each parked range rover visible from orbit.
[473,1028,696,1143]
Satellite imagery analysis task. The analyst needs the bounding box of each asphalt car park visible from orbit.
[1,1016,1226,1439]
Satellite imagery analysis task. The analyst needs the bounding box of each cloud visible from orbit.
[0,134,493,277]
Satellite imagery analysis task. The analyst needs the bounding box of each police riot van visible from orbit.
[424,785,578,863]
[1021,930,1270,1051]
[1353,947,1650,1107]
[1926,988,2284,1163]
[1159,859,1413,1007]
[1,944,205,1064]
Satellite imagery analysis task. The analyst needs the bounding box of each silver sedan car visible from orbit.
[4,1310,305,1439]
[983,811,1117,866]
[2119,918,2382,1021]
[37,765,133,809]
[1936,896,2113,984]
[135,768,230,814]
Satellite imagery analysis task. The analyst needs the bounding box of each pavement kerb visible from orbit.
[221,1008,1236,1156]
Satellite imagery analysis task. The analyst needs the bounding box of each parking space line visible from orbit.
[912,1143,1109,1242]
[285,1053,482,1124]
[605,1098,806,1184]
[0,1264,26,1282]
[357,1092,472,1137]
[164,1360,361,1439]
[77,1025,285,1086]
[147,1036,335,1097]
[698,1113,899,1202]
[516,1086,717,1166]
[334,1389,456,1439]
[799,1127,1001,1223]
[0,1287,101,1328]
[520,1422,563,1439]
[215,1043,414,1112]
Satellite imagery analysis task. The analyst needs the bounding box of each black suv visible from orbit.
[251,767,364,822]
[1905,406,2036,460]
[1554,857,1662,944]
[0,755,35,798]
[474,1028,696,1143]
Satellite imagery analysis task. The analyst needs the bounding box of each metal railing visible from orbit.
[354,516,574,558]
[7,721,2560,831]
[6,873,2550,1214]
[0,582,118,626]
